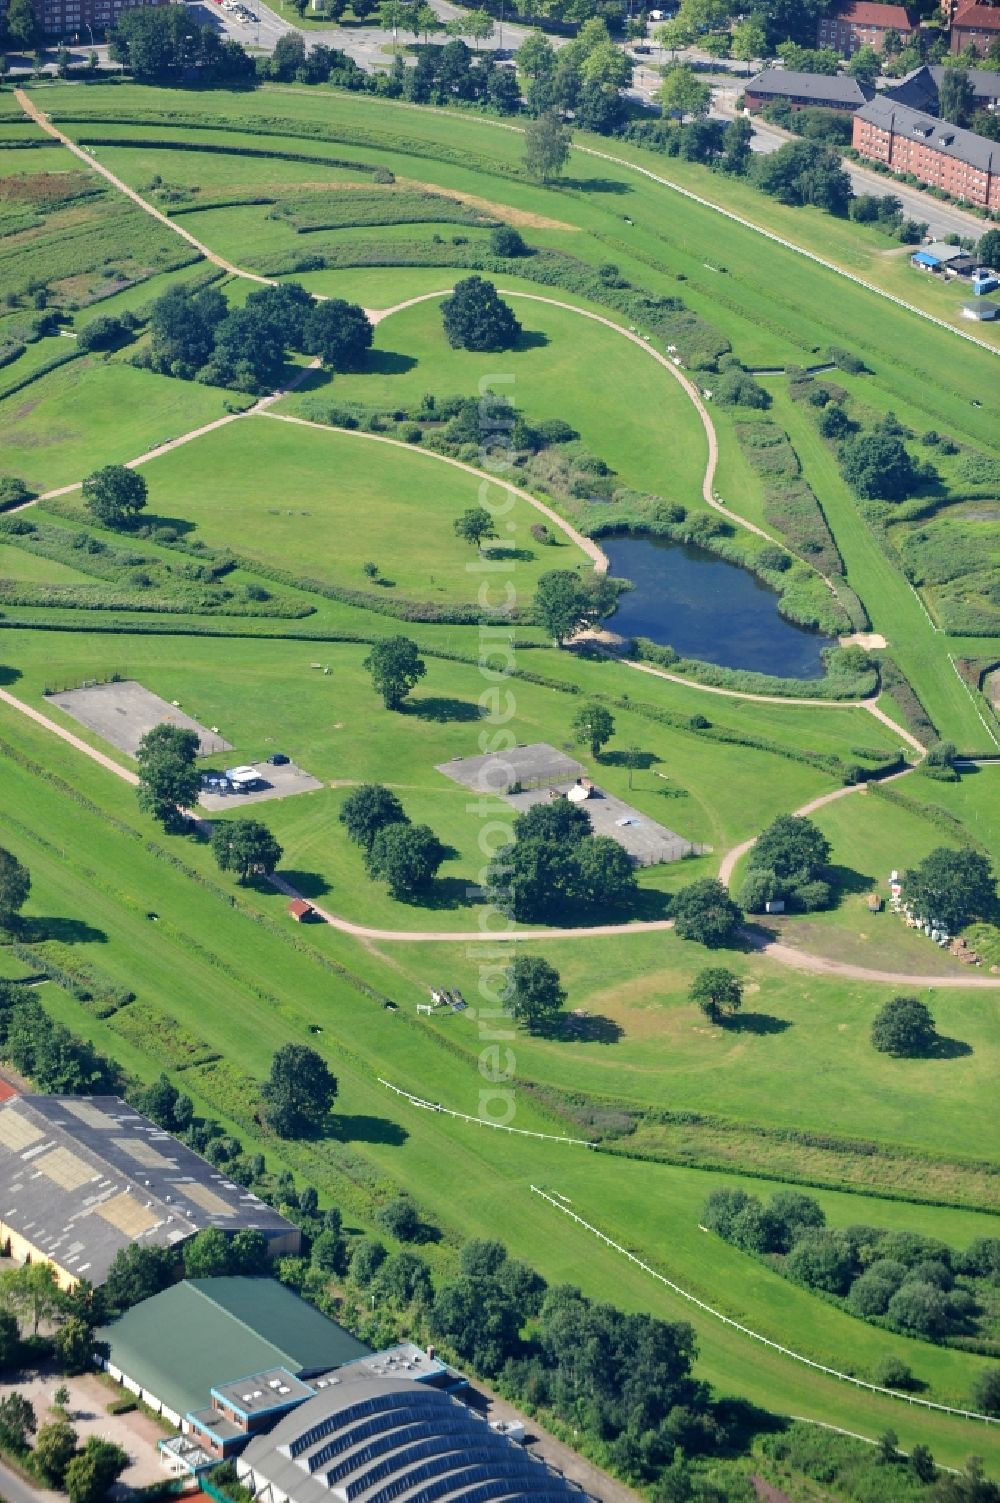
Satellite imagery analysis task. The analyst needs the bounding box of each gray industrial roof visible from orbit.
[746,68,873,105]
[0,1095,297,1284]
[856,95,1000,173]
[238,1368,594,1503]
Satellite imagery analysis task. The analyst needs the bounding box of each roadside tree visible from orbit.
[672,879,743,947]
[442,277,521,352]
[366,822,445,899]
[211,819,283,884]
[136,724,200,829]
[82,465,148,530]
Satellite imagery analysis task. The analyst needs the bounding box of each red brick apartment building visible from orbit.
[950,2,1000,54]
[853,95,1000,208]
[31,0,165,39]
[817,0,919,55]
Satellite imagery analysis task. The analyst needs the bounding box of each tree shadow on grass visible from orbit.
[411,875,479,911]
[513,328,549,352]
[328,1114,409,1147]
[403,696,482,723]
[553,1012,624,1044]
[139,513,196,538]
[562,176,632,195]
[723,1011,792,1036]
[828,862,877,900]
[279,870,331,900]
[927,1032,973,1060]
[482,546,535,563]
[17,916,107,945]
[600,748,660,771]
[365,349,419,377]
[0,665,21,687]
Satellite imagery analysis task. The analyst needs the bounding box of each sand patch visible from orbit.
[400,177,580,232]
[839,631,887,649]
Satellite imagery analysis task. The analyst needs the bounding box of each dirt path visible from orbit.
[2,687,996,983]
[258,408,610,572]
[14,89,272,284]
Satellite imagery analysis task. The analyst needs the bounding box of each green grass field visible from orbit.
[1,78,998,1480]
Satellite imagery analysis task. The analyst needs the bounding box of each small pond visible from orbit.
[602,532,835,680]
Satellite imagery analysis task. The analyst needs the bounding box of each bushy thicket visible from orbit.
[703,1185,999,1347]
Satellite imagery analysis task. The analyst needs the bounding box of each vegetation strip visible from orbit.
[529,1185,999,1426]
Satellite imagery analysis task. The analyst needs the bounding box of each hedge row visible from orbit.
[8,938,135,1016]
[0,344,81,405]
[734,421,845,581]
[876,654,939,744]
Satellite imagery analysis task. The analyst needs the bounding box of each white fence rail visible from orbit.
[377,1078,595,1148]
[529,1184,997,1426]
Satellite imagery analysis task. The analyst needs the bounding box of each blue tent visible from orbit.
[911,251,939,268]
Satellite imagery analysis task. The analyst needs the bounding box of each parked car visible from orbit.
[268,752,290,765]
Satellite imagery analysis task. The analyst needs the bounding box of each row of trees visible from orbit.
[145,281,372,395]
[339,782,447,899]
[0,979,122,1096]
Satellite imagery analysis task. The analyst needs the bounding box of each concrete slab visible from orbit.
[198,760,323,810]
[48,681,230,759]
[437,742,583,795]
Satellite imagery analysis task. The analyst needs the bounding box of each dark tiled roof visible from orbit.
[885,63,1000,111]
[746,68,873,105]
[856,94,1000,172]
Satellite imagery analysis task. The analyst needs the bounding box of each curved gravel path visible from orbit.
[1,687,994,983]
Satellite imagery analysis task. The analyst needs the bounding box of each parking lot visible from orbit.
[48,681,230,759]
[198,759,323,810]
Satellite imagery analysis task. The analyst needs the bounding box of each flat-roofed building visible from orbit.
[0,1096,300,1288]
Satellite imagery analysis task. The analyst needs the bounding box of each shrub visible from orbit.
[489,224,527,257]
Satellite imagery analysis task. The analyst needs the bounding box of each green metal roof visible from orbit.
[96,1278,370,1421]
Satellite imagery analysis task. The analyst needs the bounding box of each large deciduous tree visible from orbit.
[534,569,616,645]
[689,966,744,1022]
[211,818,283,884]
[453,507,497,548]
[903,846,995,934]
[871,995,937,1057]
[0,847,30,931]
[339,784,409,850]
[571,701,614,758]
[671,878,743,947]
[502,953,566,1030]
[82,465,148,530]
[304,299,374,370]
[136,724,201,829]
[839,431,918,500]
[263,1043,338,1137]
[365,822,445,899]
[363,635,426,710]
[523,111,570,181]
[441,277,522,352]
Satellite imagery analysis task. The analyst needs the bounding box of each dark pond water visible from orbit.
[602,532,835,680]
